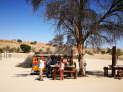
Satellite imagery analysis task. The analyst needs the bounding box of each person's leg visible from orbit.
[60,70,62,80]
[39,69,43,81]
[62,70,64,80]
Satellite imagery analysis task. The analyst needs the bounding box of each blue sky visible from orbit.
[0,0,123,49]
[0,0,55,43]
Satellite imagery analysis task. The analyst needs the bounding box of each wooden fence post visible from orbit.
[112,46,117,77]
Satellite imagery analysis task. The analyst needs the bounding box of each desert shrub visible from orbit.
[3,46,10,52]
[17,39,22,43]
[9,47,17,53]
[85,50,94,55]
[20,44,31,53]
[101,50,106,54]
[0,48,3,53]
[16,47,20,53]
[39,49,43,53]
[30,41,37,45]
[106,48,112,54]
[8,47,20,53]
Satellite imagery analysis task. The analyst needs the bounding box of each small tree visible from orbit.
[20,44,31,53]
[30,41,37,45]
[17,39,22,43]
[16,47,20,53]
[0,48,3,53]
[106,48,112,54]
[9,47,17,53]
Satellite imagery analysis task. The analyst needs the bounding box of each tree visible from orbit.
[29,0,123,76]
[106,48,112,54]
[30,41,37,45]
[49,34,64,45]
[0,48,3,53]
[17,39,22,43]
[20,44,31,53]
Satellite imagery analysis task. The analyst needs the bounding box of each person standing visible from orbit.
[74,60,80,77]
[39,56,45,81]
[59,58,65,80]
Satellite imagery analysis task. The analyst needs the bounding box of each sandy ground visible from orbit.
[0,57,123,92]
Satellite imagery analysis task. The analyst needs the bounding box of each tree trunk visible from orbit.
[77,43,86,76]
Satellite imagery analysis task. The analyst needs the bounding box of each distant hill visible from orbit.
[0,39,69,54]
[0,39,123,56]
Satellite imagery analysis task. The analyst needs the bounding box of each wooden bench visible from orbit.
[103,67,112,77]
[52,69,77,80]
[64,70,77,79]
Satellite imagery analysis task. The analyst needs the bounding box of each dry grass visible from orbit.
[118,55,123,60]
[85,54,123,61]
[85,54,112,60]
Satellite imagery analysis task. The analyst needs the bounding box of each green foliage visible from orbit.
[100,50,106,54]
[8,47,20,53]
[106,48,112,54]
[20,44,31,53]
[85,50,94,55]
[0,48,3,53]
[17,39,22,43]
[16,47,20,53]
[30,41,37,45]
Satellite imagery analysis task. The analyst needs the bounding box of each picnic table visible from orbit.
[112,65,123,79]
[50,65,77,80]
[104,65,123,79]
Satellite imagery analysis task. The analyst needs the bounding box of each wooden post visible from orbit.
[70,46,73,65]
[112,46,117,77]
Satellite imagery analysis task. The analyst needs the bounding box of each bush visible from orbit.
[101,50,106,54]
[9,47,17,53]
[17,39,22,43]
[106,48,112,54]
[30,41,37,45]
[16,47,20,53]
[20,44,31,53]
[0,48,3,53]
[3,46,10,52]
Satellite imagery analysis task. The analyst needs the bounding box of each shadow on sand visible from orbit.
[14,74,30,77]
[86,70,105,77]
[16,55,34,68]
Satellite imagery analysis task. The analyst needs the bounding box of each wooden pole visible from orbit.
[112,46,117,77]
[70,46,73,65]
